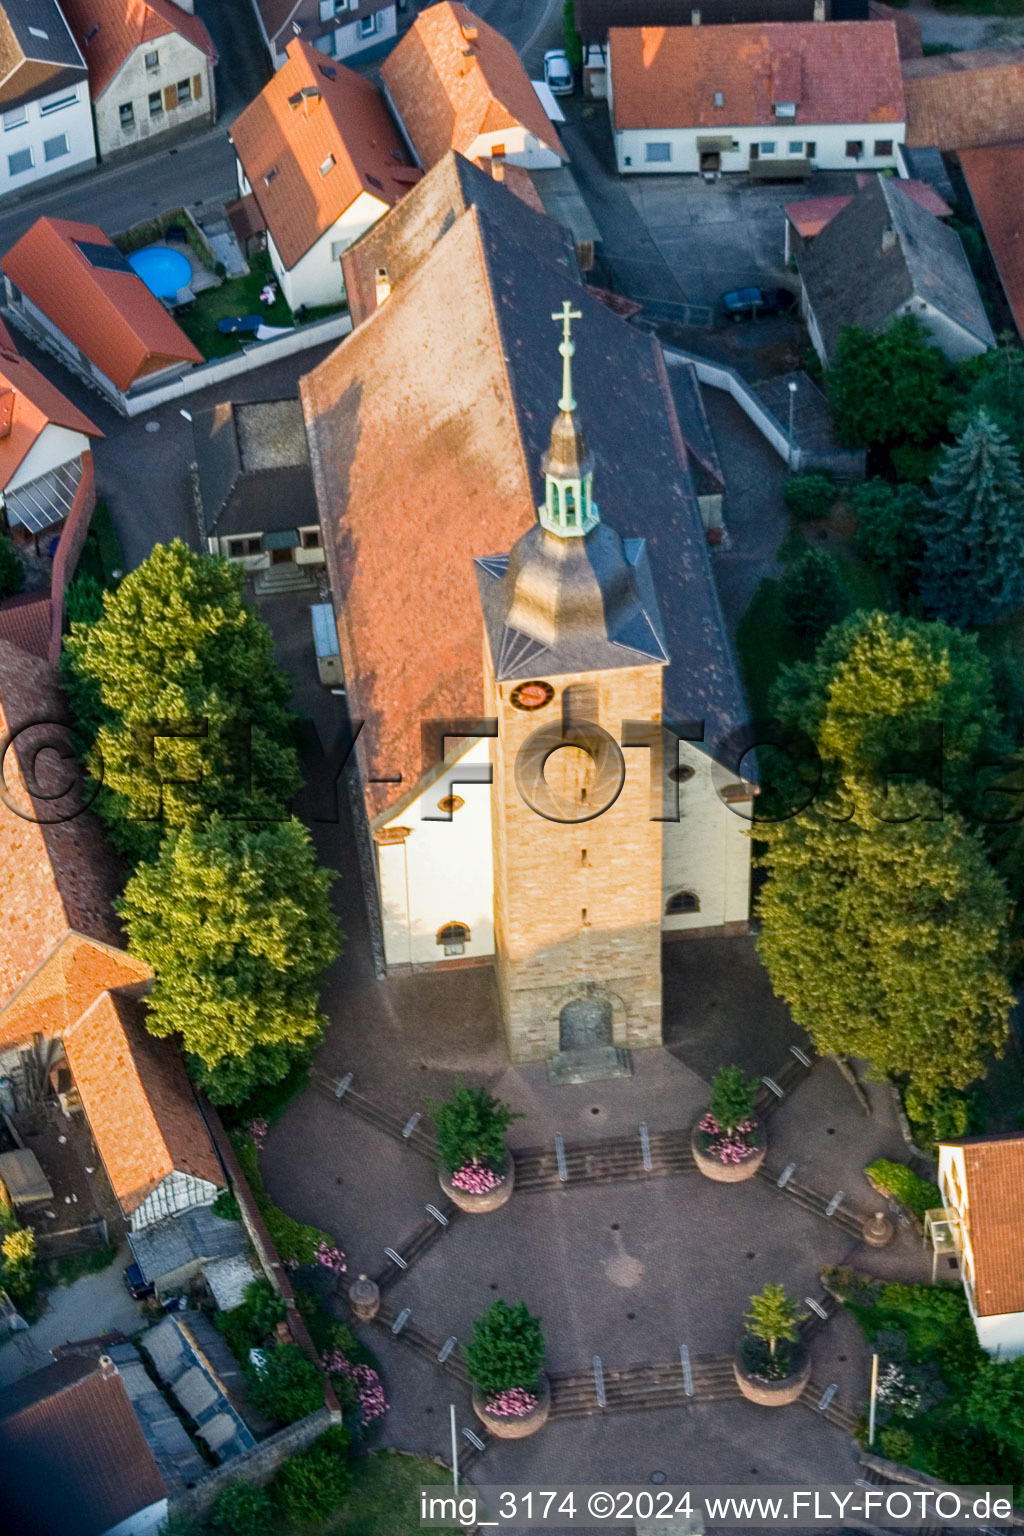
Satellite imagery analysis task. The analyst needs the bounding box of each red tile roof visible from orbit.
[786,176,950,237]
[231,39,417,272]
[2,218,202,392]
[608,21,905,130]
[0,590,52,659]
[903,49,1024,151]
[0,638,133,1024]
[943,1134,1024,1317]
[961,144,1024,338]
[64,990,224,1216]
[0,319,100,488]
[0,1355,166,1536]
[382,1,566,169]
[59,0,215,98]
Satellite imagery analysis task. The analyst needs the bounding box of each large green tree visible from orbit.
[919,409,1024,628]
[63,541,301,859]
[827,317,953,451]
[117,817,339,1103]
[756,785,1012,1098]
[758,611,1013,1096]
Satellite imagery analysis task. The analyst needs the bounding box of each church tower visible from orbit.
[476,304,669,1073]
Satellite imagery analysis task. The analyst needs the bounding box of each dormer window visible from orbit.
[264,167,278,184]
[774,101,797,118]
[319,153,335,176]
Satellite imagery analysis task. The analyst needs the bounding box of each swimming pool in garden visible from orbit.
[128,245,193,299]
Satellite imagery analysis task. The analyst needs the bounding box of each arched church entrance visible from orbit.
[558,992,613,1053]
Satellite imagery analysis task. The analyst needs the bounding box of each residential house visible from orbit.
[59,0,216,159]
[783,171,951,251]
[0,317,101,547]
[574,0,867,45]
[606,20,905,174]
[381,2,567,171]
[250,0,396,70]
[192,397,323,585]
[938,1135,1024,1358]
[0,639,225,1235]
[229,38,417,310]
[0,1354,169,1536]
[0,0,96,196]
[1,216,202,412]
[792,174,994,364]
[960,145,1024,340]
[902,48,1024,151]
[299,160,751,1029]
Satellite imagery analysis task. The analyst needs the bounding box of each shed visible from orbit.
[0,1148,53,1207]
[311,602,344,688]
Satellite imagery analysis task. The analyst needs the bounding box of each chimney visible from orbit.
[461,22,478,50]
[375,267,392,306]
[691,7,701,22]
[98,1355,117,1379]
[812,0,825,18]
[491,157,505,181]
[881,225,897,252]
[0,389,13,440]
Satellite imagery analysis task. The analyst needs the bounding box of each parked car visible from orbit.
[719,287,797,321]
[123,1262,154,1300]
[544,49,574,96]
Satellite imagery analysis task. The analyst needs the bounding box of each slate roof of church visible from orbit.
[302,188,746,822]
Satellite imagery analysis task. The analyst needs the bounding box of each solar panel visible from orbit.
[75,240,132,274]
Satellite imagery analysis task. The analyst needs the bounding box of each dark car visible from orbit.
[123,1262,154,1300]
[719,286,798,321]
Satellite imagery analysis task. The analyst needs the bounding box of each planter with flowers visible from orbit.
[734,1284,810,1406]
[467,1298,549,1439]
[431,1081,520,1214]
[691,1064,766,1183]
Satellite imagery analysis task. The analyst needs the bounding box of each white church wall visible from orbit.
[661,739,751,933]
[377,737,495,968]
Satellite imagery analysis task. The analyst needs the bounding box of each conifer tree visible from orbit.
[919,409,1024,628]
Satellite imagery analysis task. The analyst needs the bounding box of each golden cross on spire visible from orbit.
[553,300,583,413]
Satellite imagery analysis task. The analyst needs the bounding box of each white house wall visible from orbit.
[661,739,751,933]
[0,82,95,199]
[103,1497,169,1536]
[266,189,389,309]
[468,125,562,170]
[329,6,397,62]
[6,424,90,492]
[896,296,991,361]
[377,737,495,968]
[973,1312,1024,1359]
[613,122,905,175]
[93,35,214,158]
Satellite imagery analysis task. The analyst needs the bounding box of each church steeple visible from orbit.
[539,302,599,539]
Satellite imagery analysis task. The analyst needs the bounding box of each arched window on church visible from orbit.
[665,890,700,916]
[437,921,471,956]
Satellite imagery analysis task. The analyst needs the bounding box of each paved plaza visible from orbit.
[261,935,932,1519]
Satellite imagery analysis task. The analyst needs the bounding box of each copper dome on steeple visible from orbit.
[542,408,593,482]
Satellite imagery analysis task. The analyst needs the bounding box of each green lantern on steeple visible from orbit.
[539,301,599,539]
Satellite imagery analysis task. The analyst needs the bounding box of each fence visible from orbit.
[34,1213,108,1261]
[121,311,352,417]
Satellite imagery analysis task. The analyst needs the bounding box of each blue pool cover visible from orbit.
[128,245,192,299]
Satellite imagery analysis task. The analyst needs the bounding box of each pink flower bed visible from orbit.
[322,1348,389,1424]
[248,1117,268,1151]
[697,1112,759,1165]
[450,1159,502,1194]
[315,1241,348,1274]
[486,1387,539,1418]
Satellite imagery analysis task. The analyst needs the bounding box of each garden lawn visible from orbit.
[331,1452,442,1536]
[175,255,295,359]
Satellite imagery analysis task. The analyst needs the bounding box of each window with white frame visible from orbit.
[7,146,32,174]
[788,140,803,154]
[149,91,163,117]
[145,49,159,70]
[2,105,27,131]
[358,13,380,37]
[119,101,134,128]
[760,141,776,154]
[43,133,68,161]
[176,78,192,105]
[40,91,77,116]
[644,141,671,163]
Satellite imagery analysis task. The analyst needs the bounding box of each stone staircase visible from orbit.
[253,562,319,596]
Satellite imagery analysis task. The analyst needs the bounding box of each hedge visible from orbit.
[864,1160,942,1219]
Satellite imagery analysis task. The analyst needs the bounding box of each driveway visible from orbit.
[0,1243,141,1387]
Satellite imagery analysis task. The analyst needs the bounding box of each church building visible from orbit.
[301,150,752,1066]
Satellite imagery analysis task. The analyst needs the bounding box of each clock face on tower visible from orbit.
[509,679,555,711]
